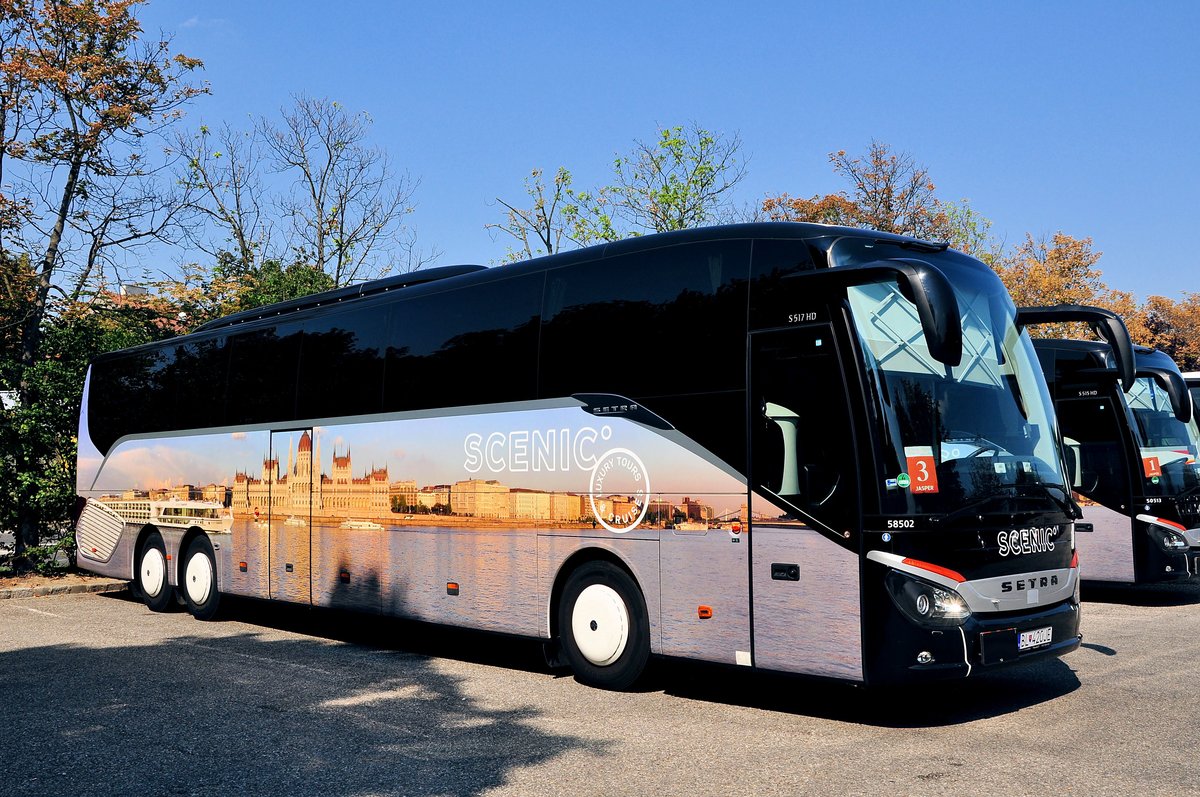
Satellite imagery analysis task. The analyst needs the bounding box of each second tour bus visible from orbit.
[1033,332,1200,583]
[75,223,1080,689]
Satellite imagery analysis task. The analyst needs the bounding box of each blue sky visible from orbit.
[136,1,1200,299]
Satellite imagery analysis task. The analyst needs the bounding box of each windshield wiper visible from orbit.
[932,483,1079,529]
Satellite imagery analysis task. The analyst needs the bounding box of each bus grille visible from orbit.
[77,500,126,563]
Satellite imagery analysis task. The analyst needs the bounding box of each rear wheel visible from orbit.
[181,536,221,620]
[136,532,174,612]
[557,561,650,690]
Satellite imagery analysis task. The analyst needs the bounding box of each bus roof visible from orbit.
[94,221,944,362]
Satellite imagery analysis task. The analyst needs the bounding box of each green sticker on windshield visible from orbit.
[896,472,911,489]
[1151,476,1160,484]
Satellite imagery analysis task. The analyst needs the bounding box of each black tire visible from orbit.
[180,535,221,620]
[136,531,175,612]
[557,560,650,690]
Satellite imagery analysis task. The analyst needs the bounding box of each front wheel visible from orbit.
[557,561,650,690]
[181,536,221,620]
[136,531,174,612]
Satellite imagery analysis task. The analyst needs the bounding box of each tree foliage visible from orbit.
[490,123,746,261]
[993,233,1149,342]
[485,167,576,264]
[571,123,747,243]
[260,95,421,286]
[0,0,204,564]
[763,141,952,241]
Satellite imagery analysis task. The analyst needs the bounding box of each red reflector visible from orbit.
[697,605,713,619]
[1070,550,1079,568]
[165,554,171,561]
[1156,517,1187,532]
[901,557,966,583]
[731,523,741,534]
[90,547,97,553]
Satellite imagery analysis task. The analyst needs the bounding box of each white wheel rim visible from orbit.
[571,584,630,666]
[185,549,213,605]
[140,547,166,598]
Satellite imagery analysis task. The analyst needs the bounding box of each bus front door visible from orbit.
[269,428,313,604]
[748,325,865,682]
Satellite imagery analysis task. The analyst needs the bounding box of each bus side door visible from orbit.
[748,325,864,681]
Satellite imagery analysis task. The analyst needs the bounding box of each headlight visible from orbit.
[885,570,970,628]
[1147,525,1189,552]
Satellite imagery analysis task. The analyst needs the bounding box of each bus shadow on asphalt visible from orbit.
[109,592,1083,728]
[652,656,1081,727]
[14,599,601,795]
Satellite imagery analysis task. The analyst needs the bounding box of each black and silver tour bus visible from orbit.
[75,223,1080,689]
[1032,327,1200,584]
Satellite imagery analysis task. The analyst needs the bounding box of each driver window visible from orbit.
[751,325,857,531]
[1056,397,1127,503]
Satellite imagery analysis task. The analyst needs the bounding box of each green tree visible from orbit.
[486,167,578,264]
[571,123,747,243]
[0,293,175,571]
[0,0,204,564]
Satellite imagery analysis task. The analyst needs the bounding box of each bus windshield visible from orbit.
[836,240,1068,519]
[1127,376,1200,496]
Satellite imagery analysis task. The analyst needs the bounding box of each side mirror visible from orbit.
[1016,305,1135,392]
[1137,366,1193,424]
[788,259,962,366]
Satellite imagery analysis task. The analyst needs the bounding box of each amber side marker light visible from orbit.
[697,605,713,620]
[447,582,460,596]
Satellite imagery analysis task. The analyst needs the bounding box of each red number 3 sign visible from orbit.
[905,447,940,494]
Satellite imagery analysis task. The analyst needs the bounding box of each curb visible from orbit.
[0,580,128,601]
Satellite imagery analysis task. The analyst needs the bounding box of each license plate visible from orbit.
[1018,626,1053,650]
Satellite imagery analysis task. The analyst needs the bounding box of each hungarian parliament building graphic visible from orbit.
[232,431,389,518]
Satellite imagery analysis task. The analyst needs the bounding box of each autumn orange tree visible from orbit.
[763,140,953,241]
[1142,293,1200,370]
[992,233,1145,337]
[1,0,204,567]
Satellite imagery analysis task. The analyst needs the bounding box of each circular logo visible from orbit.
[896,473,911,489]
[589,448,650,534]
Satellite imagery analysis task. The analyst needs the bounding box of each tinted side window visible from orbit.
[384,273,542,412]
[540,240,751,398]
[225,324,302,425]
[170,336,228,430]
[749,238,819,330]
[751,324,858,532]
[88,347,173,452]
[297,305,389,420]
[1057,397,1129,505]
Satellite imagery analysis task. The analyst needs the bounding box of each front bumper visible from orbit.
[886,599,1081,683]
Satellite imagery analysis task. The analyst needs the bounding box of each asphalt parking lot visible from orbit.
[2,584,1198,797]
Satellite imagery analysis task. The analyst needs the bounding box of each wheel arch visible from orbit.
[548,546,642,642]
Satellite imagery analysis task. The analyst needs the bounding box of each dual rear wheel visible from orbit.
[135,532,220,620]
